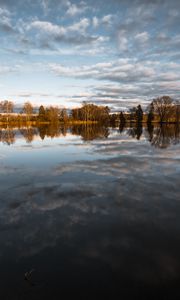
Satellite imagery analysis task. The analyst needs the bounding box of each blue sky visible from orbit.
[0,0,180,111]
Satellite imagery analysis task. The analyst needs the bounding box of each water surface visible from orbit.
[0,124,180,299]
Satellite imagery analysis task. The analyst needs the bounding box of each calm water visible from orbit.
[0,124,180,299]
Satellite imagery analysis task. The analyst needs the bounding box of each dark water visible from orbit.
[0,124,180,299]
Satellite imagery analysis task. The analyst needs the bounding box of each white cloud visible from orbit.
[135,32,149,43]
[0,7,11,16]
[48,58,180,104]
[28,18,90,36]
[25,18,108,47]
[92,14,114,28]
[68,18,90,33]
[0,65,18,74]
[29,21,66,36]
[102,14,113,25]
[48,59,156,82]
[66,1,88,16]
[92,16,99,28]
[41,0,50,15]
[168,9,179,18]
[117,30,128,51]
[0,6,14,33]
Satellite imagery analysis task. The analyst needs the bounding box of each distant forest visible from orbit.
[0,95,180,125]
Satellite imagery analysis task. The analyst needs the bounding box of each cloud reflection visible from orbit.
[0,124,180,295]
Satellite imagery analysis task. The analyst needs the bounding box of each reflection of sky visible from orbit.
[0,128,180,297]
[0,134,108,169]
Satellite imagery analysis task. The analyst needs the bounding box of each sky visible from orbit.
[0,0,180,111]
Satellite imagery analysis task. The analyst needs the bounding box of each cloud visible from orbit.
[48,59,158,83]
[41,0,49,15]
[49,59,180,86]
[0,7,14,33]
[135,31,149,44]
[29,20,66,36]
[117,30,128,51]
[12,92,53,98]
[68,18,90,33]
[27,18,104,46]
[0,7,10,16]
[101,14,113,25]
[92,14,114,28]
[28,18,90,36]
[92,16,99,28]
[48,58,180,110]
[0,65,18,74]
[66,1,89,16]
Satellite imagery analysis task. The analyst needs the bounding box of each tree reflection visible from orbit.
[38,124,67,140]
[149,125,180,149]
[20,128,38,143]
[127,125,143,140]
[119,122,125,133]
[0,128,16,145]
[0,125,110,144]
[0,124,179,148]
[71,124,109,141]
[147,124,154,142]
[126,124,180,148]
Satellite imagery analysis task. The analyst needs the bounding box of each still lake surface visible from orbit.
[0,124,180,299]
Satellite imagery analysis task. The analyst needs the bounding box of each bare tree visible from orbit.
[152,96,174,123]
[23,102,33,122]
[1,100,14,123]
[2,100,14,113]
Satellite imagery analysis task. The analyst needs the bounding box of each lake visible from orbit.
[0,124,180,299]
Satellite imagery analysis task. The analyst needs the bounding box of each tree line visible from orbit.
[111,96,180,125]
[0,101,110,124]
[0,96,179,125]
